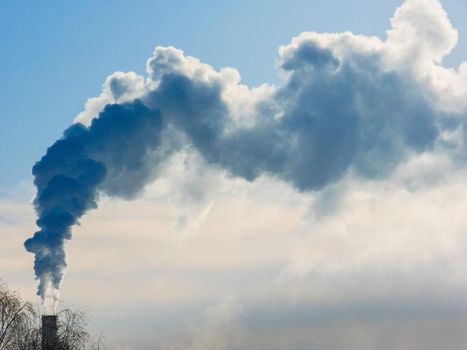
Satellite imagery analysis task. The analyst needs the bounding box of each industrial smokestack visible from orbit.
[42,315,58,350]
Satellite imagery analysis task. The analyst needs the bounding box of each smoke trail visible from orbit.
[24,100,164,298]
[25,0,467,299]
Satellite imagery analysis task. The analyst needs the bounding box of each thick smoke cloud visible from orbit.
[25,101,164,297]
[26,0,467,298]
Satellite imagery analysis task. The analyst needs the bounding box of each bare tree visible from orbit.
[0,280,106,350]
[90,333,107,350]
[56,308,90,349]
[0,280,38,350]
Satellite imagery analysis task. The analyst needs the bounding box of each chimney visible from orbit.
[42,315,58,350]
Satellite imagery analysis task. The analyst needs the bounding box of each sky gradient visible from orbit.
[2,1,467,349]
[1,0,467,187]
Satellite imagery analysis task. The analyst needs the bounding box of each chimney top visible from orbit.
[42,315,58,350]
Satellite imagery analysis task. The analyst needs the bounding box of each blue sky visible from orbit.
[2,0,467,187]
[3,1,467,349]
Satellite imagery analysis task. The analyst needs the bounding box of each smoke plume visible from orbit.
[25,0,467,299]
[24,101,165,298]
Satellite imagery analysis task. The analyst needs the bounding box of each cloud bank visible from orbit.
[25,0,467,305]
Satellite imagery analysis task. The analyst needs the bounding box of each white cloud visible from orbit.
[162,298,243,350]
[385,0,457,65]
[75,71,146,125]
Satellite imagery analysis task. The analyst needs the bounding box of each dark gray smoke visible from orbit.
[25,35,459,298]
[24,100,164,297]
